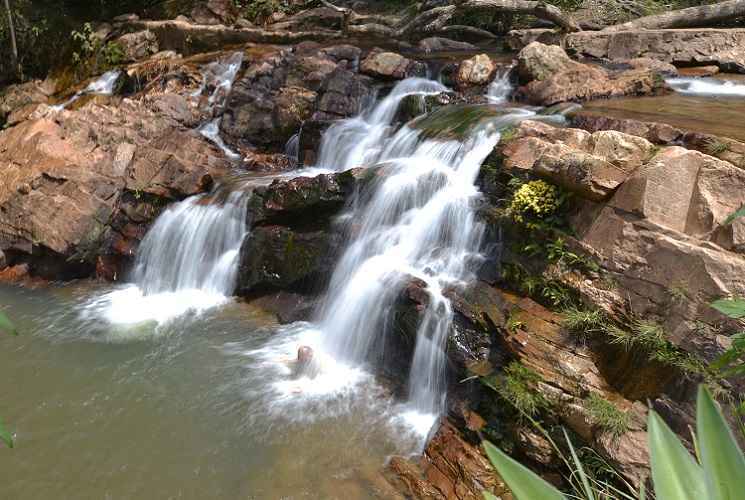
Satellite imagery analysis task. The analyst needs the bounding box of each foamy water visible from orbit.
[668,77,745,96]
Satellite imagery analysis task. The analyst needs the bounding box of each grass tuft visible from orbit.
[584,393,632,439]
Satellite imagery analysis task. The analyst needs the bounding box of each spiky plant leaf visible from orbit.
[563,428,595,500]
[0,418,13,448]
[483,441,566,500]
[648,410,705,500]
[697,386,745,500]
[710,298,745,319]
[0,310,16,335]
[723,206,745,226]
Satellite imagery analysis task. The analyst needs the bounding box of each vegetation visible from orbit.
[508,180,563,227]
[584,394,632,439]
[562,306,607,337]
[494,362,548,417]
[484,385,745,500]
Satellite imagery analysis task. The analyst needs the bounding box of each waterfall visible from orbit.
[196,52,244,160]
[51,69,121,111]
[486,66,514,104]
[301,77,525,425]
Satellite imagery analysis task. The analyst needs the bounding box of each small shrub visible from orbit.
[584,393,631,438]
[498,362,547,417]
[509,180,562,225]
[706,138,730,156]
[562,306,606,337]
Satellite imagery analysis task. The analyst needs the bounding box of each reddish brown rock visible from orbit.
[360,48,425,80]
[456,54,497,89]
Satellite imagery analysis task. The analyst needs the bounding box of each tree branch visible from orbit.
[604,0,745,31]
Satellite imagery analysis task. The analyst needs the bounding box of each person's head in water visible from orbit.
[297,346,313,365]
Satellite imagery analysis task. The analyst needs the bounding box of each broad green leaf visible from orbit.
[483,441,566,500]
[0,310,16,335]
[723,206,745,226]
[0,418,13,449]
[697,386,745,500]
[482,491,499,500]
[710,298,745,319]
[648,410,705,500]
[563,428,595,500]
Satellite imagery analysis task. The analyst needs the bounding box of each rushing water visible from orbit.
[667,76,745,96]
[196,52,244,160]
[51,69,121,111]
[4,65,539,498]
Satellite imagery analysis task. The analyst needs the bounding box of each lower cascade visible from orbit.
[89,188,251,325]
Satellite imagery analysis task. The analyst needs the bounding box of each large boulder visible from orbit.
[455,54,497,89]
[515,42,669,105]
[418,37,477,53]
[360,48,425,80]
[0,80,50,125]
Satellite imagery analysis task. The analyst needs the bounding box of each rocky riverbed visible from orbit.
[2,3,745,498]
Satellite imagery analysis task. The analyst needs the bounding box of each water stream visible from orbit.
[51,69,122,111]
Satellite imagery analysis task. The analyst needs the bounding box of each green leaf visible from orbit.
[482,492,499,500]
[647,410,705,500]
[483,441,566,500]
[710,298,745,319]
[723,206,745,226]
[697,385,745,500]
[0,418,13,449]
[0,310,16,335]
[563,428,595,500]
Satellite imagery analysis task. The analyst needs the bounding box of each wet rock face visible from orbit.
[236,168,372,296]
[515,42,669,105]
[220,45,377,148]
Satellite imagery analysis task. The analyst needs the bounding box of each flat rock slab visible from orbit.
[565,29,745,73]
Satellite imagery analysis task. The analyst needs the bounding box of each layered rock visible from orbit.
[0,59,228,280]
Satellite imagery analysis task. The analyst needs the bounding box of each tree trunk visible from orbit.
[3,0,20,78]
[604,0,745,31]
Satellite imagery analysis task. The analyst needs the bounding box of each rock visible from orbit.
[679,65,720,77]
[388,420,511,499]
[249,291,317,323]
[298,119,332,166]
[0,81,49,125]
[114,30,159,63]
[571,112,684,144]
[617,57,678,77]
[237,226,339,294]
[418,37,477,53]
[564,29,745,73]
[455,54,497,89]
[519,65,668,106]
[516,43,669,105]
[360,48,425,80]
[0,84,228,279]
[506,28,563,51]
[247,169,368,226]
[314,66,373,119]
[243,151,293,173]
[112,13,139,23]
[517,42,582,84]
[268,7,343,31]
[501,121,656,200]
[191,0,239,25]
[274,86,317,138]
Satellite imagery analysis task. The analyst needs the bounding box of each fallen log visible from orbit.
[604,0,745,31]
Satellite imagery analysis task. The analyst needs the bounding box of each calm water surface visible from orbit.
[0,283,410,499]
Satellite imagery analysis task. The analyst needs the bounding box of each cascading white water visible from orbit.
[315,78,448,171]
[88,189,251,326]
[196,52,244,160]
[85,53,252,327]
[51,69,121,111]
[486,66,514,104]
[255,76,531,434]
[667,77,745,96]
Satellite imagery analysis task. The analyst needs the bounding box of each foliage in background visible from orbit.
[484,386,745,500]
